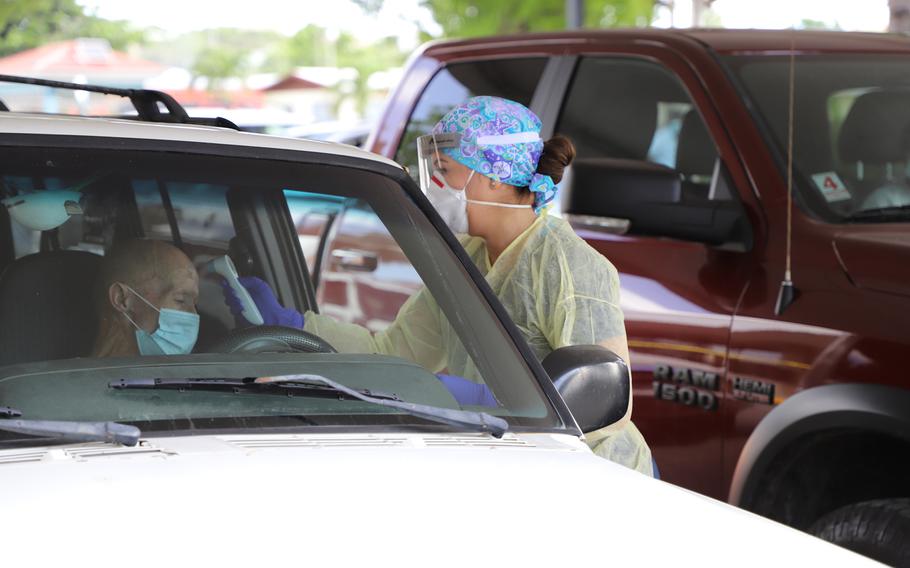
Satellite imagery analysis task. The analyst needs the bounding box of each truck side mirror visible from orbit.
[542,345,630,433]
[564,157,751,250]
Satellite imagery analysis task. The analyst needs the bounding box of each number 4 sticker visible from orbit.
[811,172,851,202]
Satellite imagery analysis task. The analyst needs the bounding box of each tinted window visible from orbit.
[0,145,559,437]
[558,57,720,195]
[555,58,749,246]
[723,55,910,222]
[395,58,547,179]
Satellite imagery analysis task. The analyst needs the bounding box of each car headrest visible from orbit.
[559,68,658,160]
[597,95,658,160]
[675,110,716,176]
[0,250,101,366]
[839,90,910,164]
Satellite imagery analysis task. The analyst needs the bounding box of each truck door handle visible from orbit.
[565,214,630,235]
[330,248,379,272]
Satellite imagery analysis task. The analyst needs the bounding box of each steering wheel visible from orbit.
[206,325,337,354]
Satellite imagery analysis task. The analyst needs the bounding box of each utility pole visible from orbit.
[890,0,910,32]
[655,0,675,28]
[692,0,714,27]
[567,0,584,29]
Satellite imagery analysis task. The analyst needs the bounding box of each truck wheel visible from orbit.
[808,499,910,567]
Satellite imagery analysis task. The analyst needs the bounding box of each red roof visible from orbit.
[263,75,325,91]
[166,89,266,108]
[0,39,163,79]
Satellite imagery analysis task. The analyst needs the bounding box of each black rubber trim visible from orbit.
[730,383,910,508]
[0,134,581,437]
[531,55,578,140]
[89,422,580,441]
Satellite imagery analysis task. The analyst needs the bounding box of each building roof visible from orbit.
[263,75,326,92]
[166,89,265,108]
[0,39,164,81]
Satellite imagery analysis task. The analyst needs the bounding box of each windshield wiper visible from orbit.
[112,375,509,438]
[0,407,140,446]
[110,377,403,401]
[845,204,910,223]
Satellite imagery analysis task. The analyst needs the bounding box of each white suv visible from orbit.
[0,76,874,566]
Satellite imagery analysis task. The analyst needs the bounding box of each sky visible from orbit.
[78,0,442,47]
[657,0,890,30]
[78,0,892,43]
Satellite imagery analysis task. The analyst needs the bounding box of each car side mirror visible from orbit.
[330,248,379,272]
[542,345,630,433]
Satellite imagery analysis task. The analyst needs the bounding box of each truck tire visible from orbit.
[808,499,910,567]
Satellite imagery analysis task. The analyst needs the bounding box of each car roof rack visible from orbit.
[0,74,240,130]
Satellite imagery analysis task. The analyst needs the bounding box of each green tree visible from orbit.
[799,18,841,30]
[0,0,82,56]
[0,0,145,57]
[261,26,334,74]
[177,28,286,87]
[419,0,654,37]
[192,46,248,88]
[335,33,407,115]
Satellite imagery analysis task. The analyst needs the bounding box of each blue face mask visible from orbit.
[122,286,199,356]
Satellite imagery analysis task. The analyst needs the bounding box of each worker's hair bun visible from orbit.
[536,135,576,184]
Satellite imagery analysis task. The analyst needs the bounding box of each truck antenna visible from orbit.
[775,32,799,316]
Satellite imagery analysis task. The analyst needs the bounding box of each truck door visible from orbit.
[551,55,754,498]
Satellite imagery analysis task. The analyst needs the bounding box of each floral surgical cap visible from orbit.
[432,96,558,213]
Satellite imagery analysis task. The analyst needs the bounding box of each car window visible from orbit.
[0,144,559,437]
[723,54,910,222]
[395,58,548,180]
[288,196,422,331]
[558,57,726,204]
[134,181,236,256]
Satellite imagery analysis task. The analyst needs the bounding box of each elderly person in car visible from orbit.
[91,239,199,358]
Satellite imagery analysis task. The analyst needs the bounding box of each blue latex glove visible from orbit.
[436,374,498,407]
[220,276,305,329]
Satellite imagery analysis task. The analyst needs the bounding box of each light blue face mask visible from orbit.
[122,286,199,356]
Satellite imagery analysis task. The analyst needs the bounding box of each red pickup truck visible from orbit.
[300,29,910,561]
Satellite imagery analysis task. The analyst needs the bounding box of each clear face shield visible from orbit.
[2,190,83,231]
[415,132,462,195]
[0,172,104,231]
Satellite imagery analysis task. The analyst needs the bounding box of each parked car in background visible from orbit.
[365,29,910,565]
[183,106,307,135]
[286,119,374,148]
[0,75,874,566]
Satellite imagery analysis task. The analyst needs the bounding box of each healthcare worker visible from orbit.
[226,96,652,475]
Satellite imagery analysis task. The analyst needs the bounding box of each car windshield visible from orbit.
[0,141,562,443]
[722,54,910,223]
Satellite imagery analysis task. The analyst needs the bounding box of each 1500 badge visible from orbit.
[653,365,719,411]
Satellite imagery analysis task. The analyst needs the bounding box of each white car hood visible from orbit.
[0,432,873,567]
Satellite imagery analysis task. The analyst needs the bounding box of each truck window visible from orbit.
[395,58,547,180]
[724,54,910,222]
[557,57,725,204]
